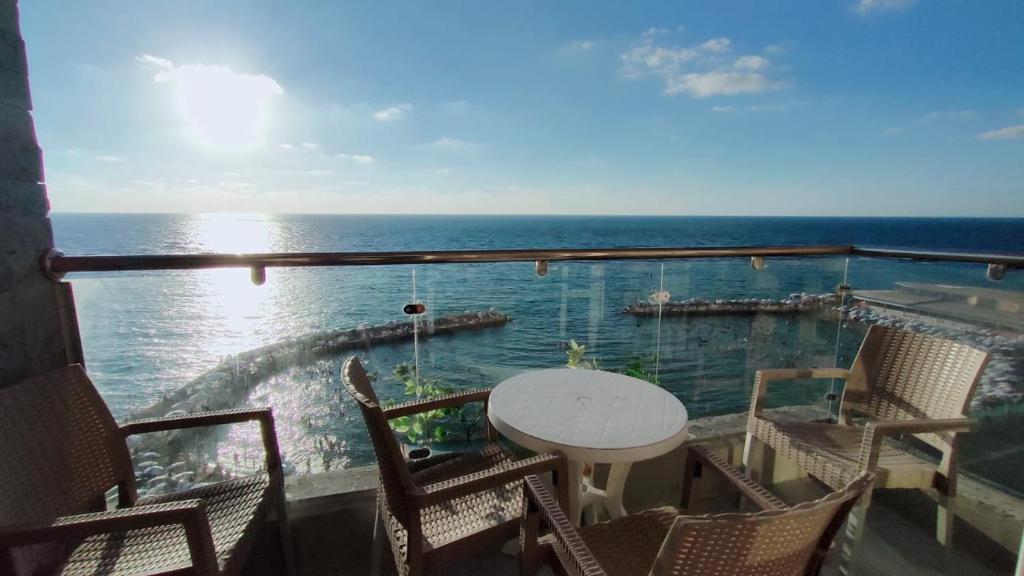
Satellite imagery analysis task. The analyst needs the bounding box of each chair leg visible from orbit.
[371,508,385,576]
[935,455,958,546]
[275,491,298,576]
[741,432,755,469]
[836,490,872,576]
[680,452,700,508]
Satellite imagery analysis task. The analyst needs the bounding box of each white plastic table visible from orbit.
[488,368,688,525]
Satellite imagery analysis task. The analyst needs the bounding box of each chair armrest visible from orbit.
[0,500,219,574]
[521,475,606,576]
[858,417,975,469]
[121,408,282,474]
[688,445,787,511]
[384,388,490,419]
[750,368,850,417]
[414,453,568,509]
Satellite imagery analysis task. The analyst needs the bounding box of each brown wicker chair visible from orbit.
[743,324,990,546]
[342,357,568,576]
[521,444,874,576]
[0,364,295,576]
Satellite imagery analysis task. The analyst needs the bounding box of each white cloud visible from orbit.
[700,37,732,53]
[621,32,786,98]
[135,54,173,70]
[712,106,735,112]
[308,169,335,176]
[374,103,412,122]
[734,55,769,71]
[279,143,294,150]
[300,142,320,150]
[852,0,918,15]
[763,44,787,55]
[431,137,474,149]
[138,54,283,150]
[132,179,166,188]
[918,110,978,123]
[566,40,597,52]
[94,155,122,162]
[977,125,1024,141]
[337,153,375,164]
[666,71,783,98]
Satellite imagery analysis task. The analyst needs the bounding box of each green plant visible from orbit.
[566,339,660,385]
[565,339,601,370]
[623,355,659,385]
[387,363,452,445]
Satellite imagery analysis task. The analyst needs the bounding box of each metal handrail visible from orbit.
[40,245,1024,279]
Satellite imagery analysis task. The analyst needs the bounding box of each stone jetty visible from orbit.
[133,310,511,422]
[124,310,511,496]
[625,293,838,317]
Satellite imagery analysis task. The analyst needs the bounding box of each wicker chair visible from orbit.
[521,444,874,576]
[743,324,990,546]
[0,364,295,576]
[341,357,568,576]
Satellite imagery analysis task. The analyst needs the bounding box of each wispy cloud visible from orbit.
[94,155,122,163]
[733,55,769,71]
[852,0,918,15]
[621,31,786,98]
[882,126,904,135]
[711,103,786,113]
[300,142,320,150]
[918,109,978,123]
[337,153,375,164]
[135,54,173,70]
[308,169,335,176]
[374,103,412,122]
[977,125,1024,141]
[700,37,732,54]
[565,40,597,52]
[279,143,294,150]
[431,137,474,149]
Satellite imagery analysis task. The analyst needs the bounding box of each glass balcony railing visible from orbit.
[46,245,1024,574]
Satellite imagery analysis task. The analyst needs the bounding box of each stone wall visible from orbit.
[0,0,69,386]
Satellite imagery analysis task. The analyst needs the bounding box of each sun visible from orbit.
[143,55,284,151]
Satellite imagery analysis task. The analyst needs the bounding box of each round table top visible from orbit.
[488,368,689,463]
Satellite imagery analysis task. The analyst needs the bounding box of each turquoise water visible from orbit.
[52,214,1024,471]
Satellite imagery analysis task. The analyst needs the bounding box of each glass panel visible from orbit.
[657,256,848,419]
[842,255,1024,571]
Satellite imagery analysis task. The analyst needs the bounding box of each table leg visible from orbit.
[604,462,633,519]
[567,459,585,526]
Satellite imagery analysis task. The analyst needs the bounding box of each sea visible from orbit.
[52,214,1024,474]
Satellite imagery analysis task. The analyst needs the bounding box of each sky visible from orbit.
[20,0,1024,216]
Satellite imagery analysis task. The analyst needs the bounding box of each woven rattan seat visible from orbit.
[342,357,568,576]
[522,445,874,576]
[58,475,271,575]
[0,365,295,576]
[743,325,990,549]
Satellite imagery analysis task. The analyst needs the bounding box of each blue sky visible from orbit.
[21,0,1024,216]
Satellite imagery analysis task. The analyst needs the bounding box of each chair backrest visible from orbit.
[0,365,135,573]
[840,325,990,451]
[341,357,416,529]
[650,473,873,576]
